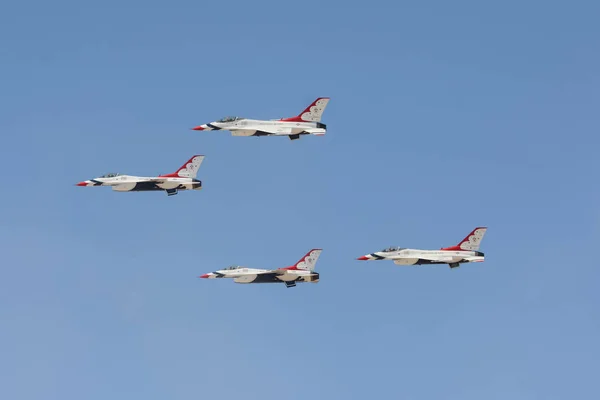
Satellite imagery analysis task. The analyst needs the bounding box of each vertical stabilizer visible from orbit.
[281,98,330,122]
[442,227,487,251]
[160,155,205,178]
[292,249,322,271]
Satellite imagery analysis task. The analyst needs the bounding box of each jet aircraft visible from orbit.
[356,227,487,268]
[199,249,322,288]
[76,155,204,196]
[192,97,330,140]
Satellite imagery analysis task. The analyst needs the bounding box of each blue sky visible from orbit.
[1,0,599,399]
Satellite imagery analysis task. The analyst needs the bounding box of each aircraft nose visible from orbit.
[356,256,369,260]
[199,273,210,278]
[76,181,89,186]
[199,273,216,279]
[191,124,210,131]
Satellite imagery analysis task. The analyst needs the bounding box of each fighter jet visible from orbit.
[356,227,487,268]
[76,155,204,196]
[199,249,322,288]
[192,97,330,140]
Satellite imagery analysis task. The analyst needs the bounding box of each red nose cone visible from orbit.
[356,256,369,260]
[199,273,210,278]
[76,181,87,186]
[192,126,204,131]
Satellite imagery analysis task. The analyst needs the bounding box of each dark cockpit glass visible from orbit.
[217,116,243,123]
[223,265,241,270]
[100,173,120,178]
[381,246,404,252]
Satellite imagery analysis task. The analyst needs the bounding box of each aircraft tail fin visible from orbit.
[292,249,322,271]
[442,227,487,251]
[160,155,205,178]
[281,98,330,122]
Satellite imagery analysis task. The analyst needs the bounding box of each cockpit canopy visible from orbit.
[217,116,244,123]
[381,246,404,252]
[100,173,121,178]
[222,265,242,271]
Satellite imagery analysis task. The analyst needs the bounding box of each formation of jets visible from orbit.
[76,97,490,288]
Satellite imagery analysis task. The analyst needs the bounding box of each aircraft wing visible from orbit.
[230,129,257,137]
[246,269,284,276]
[265,127,305,134]
[145,177,181,190]
[417,254,456,263]
[231,126,304,136]
[248,271,282,280]
[111,182,138,191]
[146,177,174,183]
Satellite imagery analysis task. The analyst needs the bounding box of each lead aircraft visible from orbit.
[192,97,330,140]
[76,155,204,196]
[357,227,487,268]
[199,249,322,288]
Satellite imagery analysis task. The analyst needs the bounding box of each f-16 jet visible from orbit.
[192,97,330,140]
[199,249,322,288]
[76,155,204,196]
[357,227,487,268]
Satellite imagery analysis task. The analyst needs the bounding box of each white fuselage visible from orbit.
[358,228,487,268]
[77,154,204,196]
[78,175,202,192]
[198,118,326,137]
[202,267,319,284]
[200,249,322,287]
[361,248,485,266]
[193,97,330,140]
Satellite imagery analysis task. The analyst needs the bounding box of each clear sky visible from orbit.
[1,0,599,399]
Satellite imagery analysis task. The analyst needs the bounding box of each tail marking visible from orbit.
[442,227,487,251]
[281,98,330,122]
[160,155,204,178]
[283,249,323,271]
